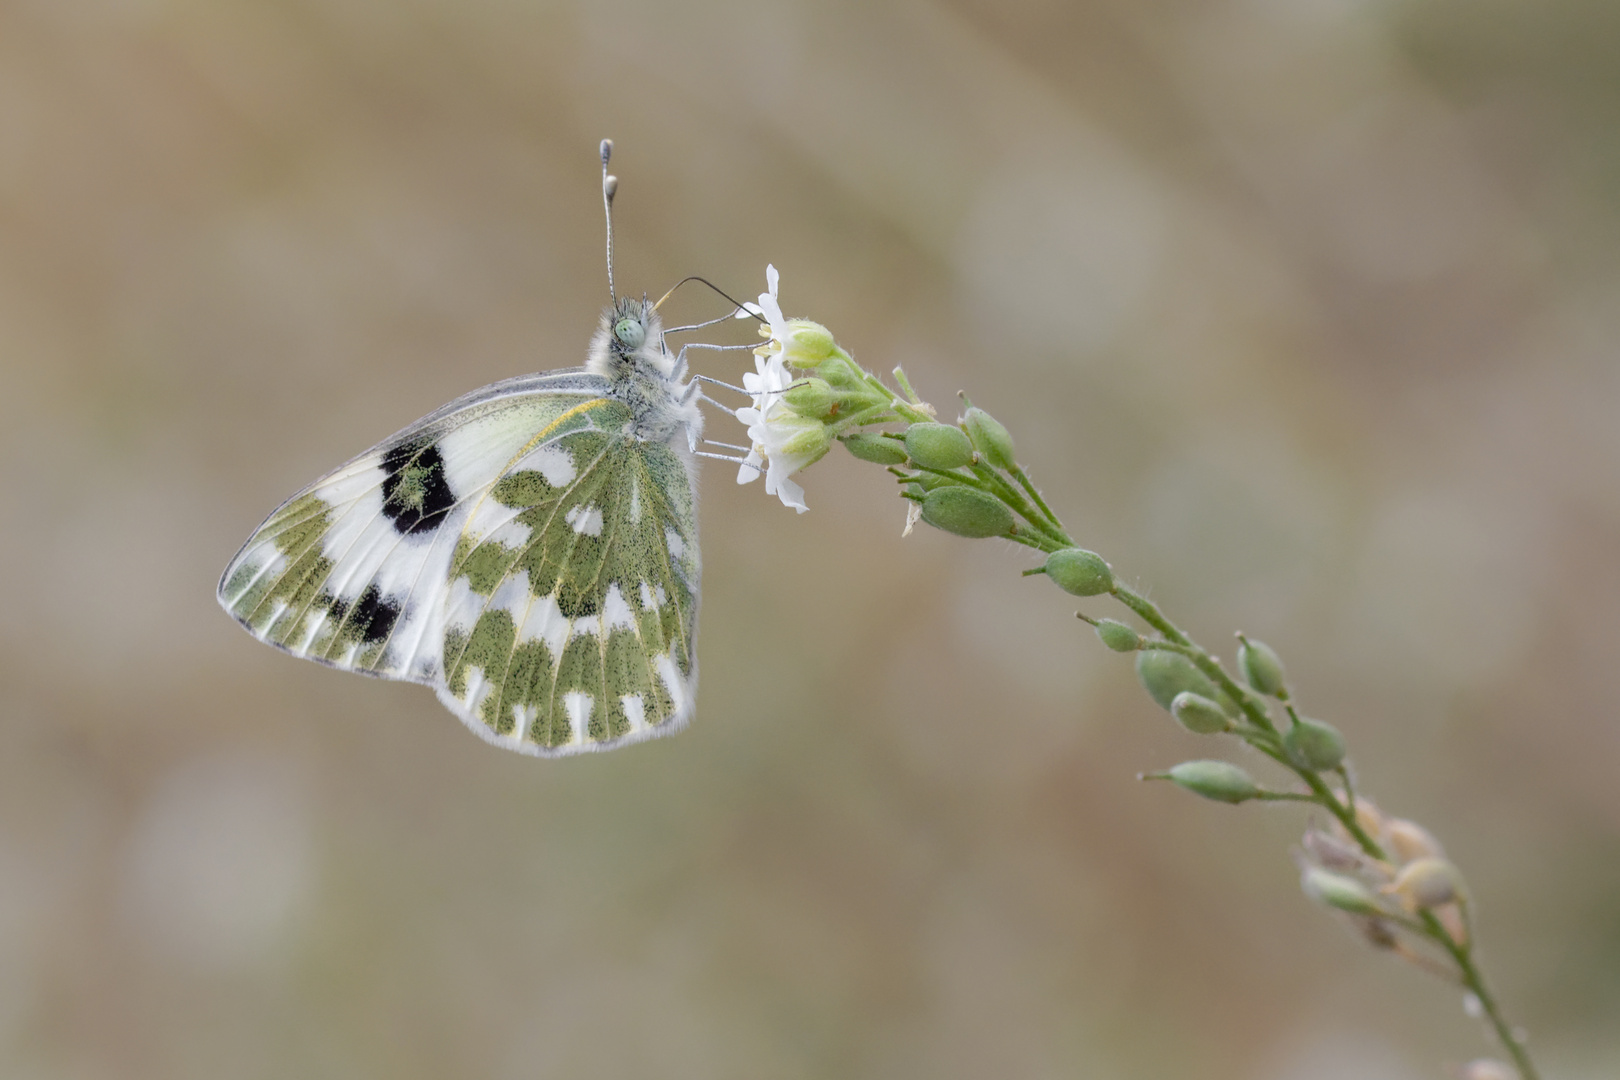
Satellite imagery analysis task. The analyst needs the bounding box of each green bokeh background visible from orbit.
[3,1,1618,1077]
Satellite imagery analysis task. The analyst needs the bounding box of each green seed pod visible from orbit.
[908,470,955,492]
[842,433,909,465]
[904,423,975,470]
[1094,619,1143,653]
[1238,638,1287,696]
[961,406,1016,470]
[1043,548,1114,597]
[1283,716,1347,772]
[919,486,1014,538]
[1300,867,1383,917]
[1170,691,1231,735]
[1135,650,1223,713]
[1164,760,1260,804]
[783,377,835,419]
[1388,857,1463,910]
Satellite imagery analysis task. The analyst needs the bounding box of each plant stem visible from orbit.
[836,358,1539,1078]
[1428,916,1539,1080]
[1106,587,1537,1078]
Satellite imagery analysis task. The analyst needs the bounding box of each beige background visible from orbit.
[3,1,1618,1077]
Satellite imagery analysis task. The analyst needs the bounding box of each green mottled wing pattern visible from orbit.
[218,370,702,756]
[436,408,700,751]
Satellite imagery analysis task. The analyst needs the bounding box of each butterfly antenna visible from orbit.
[601,139,618,303]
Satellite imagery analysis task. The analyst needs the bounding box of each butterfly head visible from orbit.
[610,297,650,353]
[589,294,675,384]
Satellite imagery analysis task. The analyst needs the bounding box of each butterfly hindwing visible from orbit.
[219,369,701,756]
[436,418,700,751]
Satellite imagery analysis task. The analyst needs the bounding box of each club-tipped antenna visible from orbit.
[600,139,618,302]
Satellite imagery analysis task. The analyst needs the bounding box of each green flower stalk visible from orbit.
[731,267,1540,1080]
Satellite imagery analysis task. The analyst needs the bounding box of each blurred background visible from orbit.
[3,0,1618,1077]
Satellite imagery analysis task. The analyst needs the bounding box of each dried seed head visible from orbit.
[1385,818,1445,864]
[1352,798,1388,844]
[1302,824,1371,875]
[1387,857,1464,910]
[1437,901,1469,947]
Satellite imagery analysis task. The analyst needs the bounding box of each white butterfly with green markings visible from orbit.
[218,143,712,756]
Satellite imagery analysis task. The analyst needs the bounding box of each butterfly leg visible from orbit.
[689,373,753,397]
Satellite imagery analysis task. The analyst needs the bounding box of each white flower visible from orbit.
[734,263,783,328]
[735,264,835,368]
[732,267,828,513]
[735,353,821,513]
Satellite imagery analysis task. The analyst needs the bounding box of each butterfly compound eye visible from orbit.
[613,316,646,349]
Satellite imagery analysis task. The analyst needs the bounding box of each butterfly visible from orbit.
[217,141,713,757]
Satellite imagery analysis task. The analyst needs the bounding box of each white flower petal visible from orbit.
[727,265,820,513]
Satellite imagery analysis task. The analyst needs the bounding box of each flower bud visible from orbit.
[777,415,833,464]
[1171,691,1231,734]
[1162,760,1260,804]
[783,377,835,419]
[1135,650,1223,713]
[1385,818,1445,864]
[782,320,836,366]
[1042,548,1113,597]
[841,432,908,465]
[1238,637,1287,696]
[816,354,863,389]
[1459,1061,1515,1080]
[1094,619,1143,653]
[904,423,976,470]
[1387,857,1463,910]
[1300,867,1384,917]
[1283,716,1347,771]
[919,486,1013,538]
[960,406,1016,470]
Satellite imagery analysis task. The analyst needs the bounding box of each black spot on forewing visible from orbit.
[328,585,401,645]
[381,441,455,535]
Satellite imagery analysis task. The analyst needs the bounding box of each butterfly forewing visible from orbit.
[219,369,701,756]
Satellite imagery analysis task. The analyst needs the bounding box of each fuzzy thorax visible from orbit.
[587,297,698,443]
